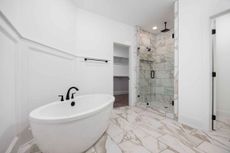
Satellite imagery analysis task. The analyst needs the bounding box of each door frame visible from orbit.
[113,42,131,106]
[210,9,230,130]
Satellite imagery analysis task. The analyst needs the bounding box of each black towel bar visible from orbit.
[84,58,108,63]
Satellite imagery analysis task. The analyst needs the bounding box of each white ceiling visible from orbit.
[72,0,175,34]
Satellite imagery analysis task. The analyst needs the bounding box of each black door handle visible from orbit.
[151,70,155,79]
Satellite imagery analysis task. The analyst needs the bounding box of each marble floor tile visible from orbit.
[106,121,124,140]
[105,136,122,153]
[119,141,151,153]
[28,106,230,153]
[161,149,178,153]
[197,141,230,153]
[139,136,168,153]
[85,147,97,153]
[158,135,198,153]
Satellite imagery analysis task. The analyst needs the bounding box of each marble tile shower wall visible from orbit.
[137,27,156,103]
[136,27,174,108]
[174,0,179,115]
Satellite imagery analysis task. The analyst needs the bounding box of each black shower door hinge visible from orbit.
[212,29,216,35]
[212,72,216,77]
[212,115,216,120]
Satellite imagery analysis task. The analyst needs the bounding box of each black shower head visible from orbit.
[146,47,151,51]
[161,22,170,33]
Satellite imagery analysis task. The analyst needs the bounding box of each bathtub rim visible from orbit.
[29,94,114,124]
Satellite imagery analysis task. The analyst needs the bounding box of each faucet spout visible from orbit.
[66,86,79,100]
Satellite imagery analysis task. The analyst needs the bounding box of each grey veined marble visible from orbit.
[30,106,230,153]
[136,27,175,114]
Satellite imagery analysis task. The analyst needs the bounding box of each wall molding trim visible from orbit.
[0,10,111,62]
[5,137,18,153]
[29,46,75,61]
[0,24,18,43]
[17,139,35,153]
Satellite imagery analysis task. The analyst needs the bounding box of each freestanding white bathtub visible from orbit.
[29,94,114,153]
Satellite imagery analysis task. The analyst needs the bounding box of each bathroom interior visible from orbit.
[0,0,230,153]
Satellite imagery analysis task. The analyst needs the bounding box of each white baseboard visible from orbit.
[5,137,18,153]
[217,110,230,120]
[17,139,35,153]
[178,115,209,130]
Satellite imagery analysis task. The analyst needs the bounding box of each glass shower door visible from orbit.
[138,59,154,105]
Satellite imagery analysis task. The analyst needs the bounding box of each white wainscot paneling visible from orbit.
[76,58,113,95]
[26,46,77,113]
[0,23,18,153]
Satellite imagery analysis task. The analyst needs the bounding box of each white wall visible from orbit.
[0,0,137,152]
[178,0,230,130]
[113,43,129,58]
[73,8,137,104]
[74,8,136,59]
[0,15,19,153]
[0,0,76,53]
[215,13,230,120]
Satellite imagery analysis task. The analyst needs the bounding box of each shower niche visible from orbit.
[137,28,175,116]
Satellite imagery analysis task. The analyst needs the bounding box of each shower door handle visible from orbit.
[151,70,155,79]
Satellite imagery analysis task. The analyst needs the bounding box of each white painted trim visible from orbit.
[17,139,35,153]
[217,110,230,119]
[113,42,133,106]
[179,115,208,130]
[0,11,111,62]
[29,46,75,61]
[5,137,18,153]
[210,9,230,19]
[210,9,230,130]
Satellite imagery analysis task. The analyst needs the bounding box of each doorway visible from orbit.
[211,10,230,130]
[113,43,130,107]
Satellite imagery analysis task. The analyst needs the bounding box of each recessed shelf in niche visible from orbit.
[113,55,128,59]
[114,76,129,78]
[113,64,129,77]
[113,56,129,65]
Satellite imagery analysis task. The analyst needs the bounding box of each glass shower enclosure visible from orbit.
[137,29,174,114]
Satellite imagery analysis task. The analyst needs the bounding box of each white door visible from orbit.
[214,12,230,128]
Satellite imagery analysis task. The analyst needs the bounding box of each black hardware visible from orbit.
[137,47,140,50]
[212,71,215,130]
[172,101,174,106]
[66,87,79,100]
[71,92,76,99]
[161,22,170,33]
[212,72,216,77]
[172,33,174,39]
[71,101,75,107]
[84,58,108,63]
[212,29,216,35]
[146,47,151,51]
[137,95,140,98]
[146,102,150,106]
[211,29,216,130]
[212,115,216,120]
[151,70,155,79]
[58,95,64,101]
